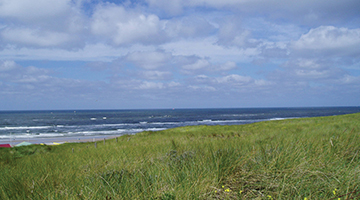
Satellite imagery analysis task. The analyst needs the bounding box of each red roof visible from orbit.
[0,144,12,148]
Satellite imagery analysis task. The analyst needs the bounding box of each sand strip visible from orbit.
[2,135,121,146]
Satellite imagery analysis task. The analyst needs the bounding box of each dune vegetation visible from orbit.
[1,113,360,199]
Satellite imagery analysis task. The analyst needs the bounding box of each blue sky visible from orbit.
[0,0,359,110]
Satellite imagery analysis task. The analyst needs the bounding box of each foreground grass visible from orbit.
[1,113,360,199]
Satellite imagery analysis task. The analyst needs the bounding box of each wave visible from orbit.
[0,117,296,140]
[0,118,267,132]
[61,128,167,136]
[198,119,212,123]
[220,113,265,117]
[0,127,168,139]
[0,126,53,130]
[150,122,180,125]
[268,117,297,121]
[196,119,260,124]
[93,123,128,127]
[0,133,65,139]
[269,118,286,121]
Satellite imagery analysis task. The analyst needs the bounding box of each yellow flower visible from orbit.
[304,198,308,200]
[225,188,231,192]
[239,190,243,194]
[222,186,224,188]
[333,188,337,195]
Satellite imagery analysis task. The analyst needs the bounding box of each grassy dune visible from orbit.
[1,113,360,199]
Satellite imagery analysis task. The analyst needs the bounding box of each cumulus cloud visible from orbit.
[164,16,215,38]
[0,60,52,84]
[270,58,352,87]
[217,61,237,71]
[0,0,86,49]
[114,50,238,76]
[139,70,172,80]
[1,28,72,47]
[188,85,216,92]
[182,59,210,70]
[0,60,19,72]
[292,26,360,56]
[147,0,360,25]
[216,74,252,84]
[0,60,104,101]
[146,0,183,15]
[137,81,164,89]
[217,20,253,47]
[190,74,271,93]
[91,4,166,45]
[0,0,72,21]
[123,51,173,69]
[181,58,239,74]
[90,4,217,46]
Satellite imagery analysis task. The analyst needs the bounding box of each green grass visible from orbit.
[1,113,360,199]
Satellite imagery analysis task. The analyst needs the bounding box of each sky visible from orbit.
[0,0,360,110]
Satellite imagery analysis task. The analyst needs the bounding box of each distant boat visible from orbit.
[90,118,97,120]
[103,117,107,120]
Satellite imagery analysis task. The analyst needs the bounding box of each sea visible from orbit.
[1,107,359,144]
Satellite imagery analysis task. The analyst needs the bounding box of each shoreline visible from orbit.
[0,135,120,146]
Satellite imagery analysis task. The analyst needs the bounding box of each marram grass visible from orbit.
[1,113,359,199]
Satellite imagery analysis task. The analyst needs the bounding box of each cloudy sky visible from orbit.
[0,0,359,110]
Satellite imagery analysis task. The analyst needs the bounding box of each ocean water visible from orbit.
[1,107,359,143]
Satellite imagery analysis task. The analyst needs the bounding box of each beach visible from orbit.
[5,135,119,146]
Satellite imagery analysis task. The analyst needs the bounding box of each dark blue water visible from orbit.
[1,107,359,143]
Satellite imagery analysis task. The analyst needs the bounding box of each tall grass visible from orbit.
[1,113,359,199]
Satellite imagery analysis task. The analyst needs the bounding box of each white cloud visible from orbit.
[216,61,237,71]
[1,28,71,47]
[293,26,360,52]
[161,36,260,64]
[217,20,252,47]
[139,70,172,80]
[146,0,183,15]
[0,60,107,105]
[0,60,19,72]
[115,50,234,75]
[124,51,172,69]
[0,0,86,49]
[0,0,72,21]
[168,81,181,87]
[182,59,210,70]
[183,60,237,72]
[91,4,166,45]
[137,81,164,89]
[284,59,322,70]
[273,58,349,84]
[0,43,157,61]
[0,60,52,84]
[339,75,360,85]
[164,16,215,38]
[190,74,271,92]
[216,74,252,84]
[188,85,217,92]
[147,0,360,26]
